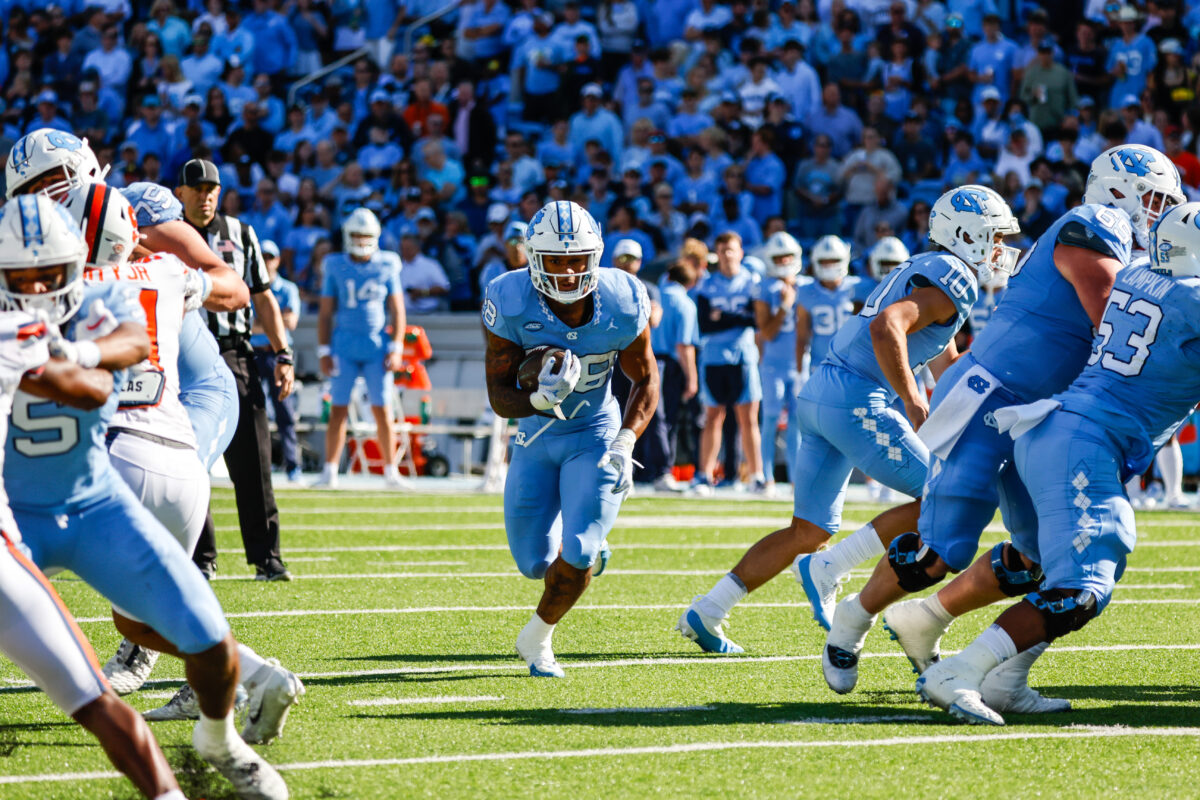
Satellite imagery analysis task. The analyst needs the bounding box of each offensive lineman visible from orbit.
[0,193,287,799]
[678,186,1018,655]
[919,203,1200,724]
[483,200,659,677]
[808,146,1180,708]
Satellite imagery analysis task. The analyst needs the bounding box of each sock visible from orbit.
[321,462,337,476]
[824,524,884,576]
[829,592,876,651]
[922,593,955,625]
[700,573,748,618]
[519,612,554,647]
[237,643,269,685]
[1157,438,1183,500]
[840,593,876,627]
[155,791,187,800]
[196,710,238,749]
[959,625,1017,676]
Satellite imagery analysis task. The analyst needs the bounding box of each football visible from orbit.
[517,345,565,391]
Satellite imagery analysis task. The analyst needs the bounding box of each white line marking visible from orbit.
[278,557,336,563]
[348,695,503,707]
[365,561,470,567]
[775,715,936,725]
[562,706,716,715]
[3,727,1197,784]
[4,644,1200,692]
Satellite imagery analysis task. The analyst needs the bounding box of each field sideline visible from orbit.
[1,487,1198,799]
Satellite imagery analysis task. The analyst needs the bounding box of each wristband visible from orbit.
[76,340,101,369]
[198,270,213,301]
[317,345,332,358]
[275,350,294,366]
[612,427,636,453]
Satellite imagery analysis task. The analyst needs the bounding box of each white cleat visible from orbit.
[822,593,876,694]
[792,552,846,632]
[102,639,160,696]
[383,469,414,490]
[652,475,684,493]
[980,644,1071,715]
[676,598,744,654]
[915,658,1004,726]
[881,598,950,675]
[193,722,289,800]
[241,660,306,744]
[310,469,339,489]
[144,683,249,721]
[515,627,565,678]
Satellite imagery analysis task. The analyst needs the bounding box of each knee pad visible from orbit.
[990,542,1044,597]
[1028,588,1097,641]
[887,531,942,592]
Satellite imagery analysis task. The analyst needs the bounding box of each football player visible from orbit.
[753,231,807,492]
[867,236,910,283]
[918,203,1200,724]
[794,236,865,371]
[0,313,186,800]
[315,207,408,489]
[678,186,1017,656]
[0,194,287,799]
[810,146,1179,707]
[482,200,659,677]
[65,182,305,742]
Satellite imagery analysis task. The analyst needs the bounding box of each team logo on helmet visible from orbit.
[1111,147,1154,177]
[950,189,986,215]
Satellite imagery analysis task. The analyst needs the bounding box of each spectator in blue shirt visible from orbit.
[148,0,192,59]
[125,95,174,161]
[943,131,989,187]
[243,0,297,79]
[214,5,257,67]
[569,83,624,168]
[457,0,511,64]
[743,129,786,226]
[181,34,224,94]
[806,83,863,159]
[25,90,73,135]
[1107,7,1157,108]
[602,203,656,267]
[968,13,1019,105]
[513,13,562,123]
[551,1,601,59]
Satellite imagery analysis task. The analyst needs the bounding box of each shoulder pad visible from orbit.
[121,182,183,228]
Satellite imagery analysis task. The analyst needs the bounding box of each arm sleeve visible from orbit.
[696,294,757,333]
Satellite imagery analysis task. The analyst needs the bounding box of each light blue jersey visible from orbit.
[321,250,404,362]
[970,204,1134,402]
[483,267,650,438]
[826,253,978,404]
[757,276,810,481]
[6,282,143,509]
[651,280,699,357]
[756,276,806,372]
[795,275,864,366]
[1013,265,1200,610]
[484,267,649,579]
[917,205,1135,571]
[694,267,760,368]
[121,181,183,227]
[968,285,1006,334]
[177,310,238,469]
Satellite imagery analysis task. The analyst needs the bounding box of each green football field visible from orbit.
[2,487,1199,799]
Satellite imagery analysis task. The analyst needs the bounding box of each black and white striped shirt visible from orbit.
[193,213,270,342]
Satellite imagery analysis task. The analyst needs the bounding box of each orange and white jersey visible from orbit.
[84,253,196,449]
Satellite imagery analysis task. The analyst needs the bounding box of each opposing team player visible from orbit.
[753,231,806,492]
[677,186,1016,655]
[918,203,1200,724]
[65,182,304,739]
[315,207,408,489]
[811,146,1179,706]
[483,200,658,677]
[0,194,287,799]
[0,312,187,800]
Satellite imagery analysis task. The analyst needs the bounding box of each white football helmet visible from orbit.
[763,231,803,278]
[342,207,381,258]
[1149,202,1200,278]
[61,182,140,267]
[810,235,851,283]
[929,185,1021,285]
[868,236,910,280]
[6,129,108,200]
[1085,145,1184,242]
[525,200,603,303]
[0,194,88,323]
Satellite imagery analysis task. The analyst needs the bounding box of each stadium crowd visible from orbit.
[4,0,1200,490]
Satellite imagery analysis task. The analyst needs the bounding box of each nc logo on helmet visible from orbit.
[950,189,986,215]
[1111,148,1154,177]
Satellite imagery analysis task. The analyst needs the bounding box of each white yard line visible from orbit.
[774,714,936,725]
[348,695,503,707]
[3,727,1198,785]
[562,706,716,714]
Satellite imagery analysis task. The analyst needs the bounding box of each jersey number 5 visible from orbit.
[11,395,80,457]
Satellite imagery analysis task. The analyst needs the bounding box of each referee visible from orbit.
[176,158,295,581]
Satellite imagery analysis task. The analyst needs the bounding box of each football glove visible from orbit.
[529,349,581,420]
[597,428,637,494]
[182,268,213,312]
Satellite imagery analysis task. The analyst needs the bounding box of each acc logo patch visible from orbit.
[523,321,544,331]
[967,375,990,394]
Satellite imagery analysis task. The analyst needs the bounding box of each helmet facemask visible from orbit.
[529,252,599,304]
[0,261,85,324]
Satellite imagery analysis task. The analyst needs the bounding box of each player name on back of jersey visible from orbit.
[84,262,154,282]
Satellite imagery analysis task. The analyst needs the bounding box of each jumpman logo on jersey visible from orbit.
[1112,148,1154,177]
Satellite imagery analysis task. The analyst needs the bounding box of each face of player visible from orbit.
[714,238,743,274]
[3,264,68,295]
[541,253,589,294]
[16,168,71,200]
